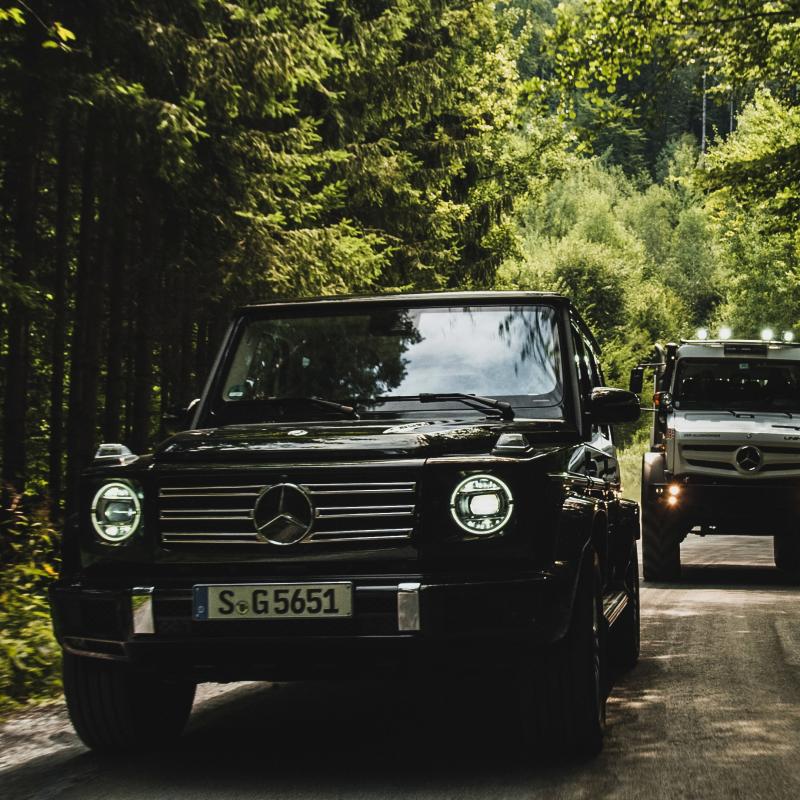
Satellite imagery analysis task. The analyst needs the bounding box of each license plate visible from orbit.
[192,582,353,621]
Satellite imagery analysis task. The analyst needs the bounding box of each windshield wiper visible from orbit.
[372,393,515,421]
[264,396,359,419]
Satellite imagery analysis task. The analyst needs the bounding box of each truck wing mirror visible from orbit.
[653,391,673,413]
[589,387,641,425]
[629,366,645,395]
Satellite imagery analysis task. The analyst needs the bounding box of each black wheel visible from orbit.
[614,541,640,672]
[774,534,800,574]
[641,502,681,582]
[63,652,196,753]
[521,550,605,757]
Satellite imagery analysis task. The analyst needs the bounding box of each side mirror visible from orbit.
[94,443,137,465]
[589,387,641,425]
[162,398,200,437]
[629,366,645,395]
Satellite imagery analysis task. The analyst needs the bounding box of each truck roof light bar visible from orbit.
[678,338,798,349]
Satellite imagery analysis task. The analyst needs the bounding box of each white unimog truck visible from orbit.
[631,330,800,581]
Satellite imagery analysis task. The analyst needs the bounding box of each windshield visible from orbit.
[674,358,800,413]
[216,304,564,423]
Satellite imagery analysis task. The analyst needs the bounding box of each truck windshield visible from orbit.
[216,304,564,422]
[674,358,800,413]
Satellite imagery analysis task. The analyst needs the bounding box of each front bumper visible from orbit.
[647,478,800,533]
[50,570,569,679]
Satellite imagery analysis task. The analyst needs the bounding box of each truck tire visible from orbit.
[63,652,196,753]
[641,454,681,582]
[642,508,681,582]
[521,550,605,757]
[614,542,640,673]
[774,534,800,575]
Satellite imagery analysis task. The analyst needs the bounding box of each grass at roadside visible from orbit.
[0,502,62,717]
[618,432,649,502]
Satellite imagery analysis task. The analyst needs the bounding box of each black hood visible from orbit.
[153,419,568,464]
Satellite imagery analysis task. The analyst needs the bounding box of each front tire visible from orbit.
[521,550,605,757]
[63,652,196,753]
[774,534,800,575]
[642,505,681,582]
[641,454,681,581]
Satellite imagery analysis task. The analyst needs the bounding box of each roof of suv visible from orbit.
[236,290,600,352]
[239,290,568,312]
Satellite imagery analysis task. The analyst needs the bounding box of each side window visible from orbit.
[571,328,591,397]
[583,339,612,441]
[584,340,602,388]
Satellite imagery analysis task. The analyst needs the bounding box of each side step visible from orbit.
[602,590,629,627]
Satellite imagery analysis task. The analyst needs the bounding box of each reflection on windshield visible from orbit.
[219,305,563,421]
[674,359,800,412]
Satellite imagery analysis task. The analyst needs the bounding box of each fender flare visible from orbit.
[552,510,606,644]
[642,451,666,505]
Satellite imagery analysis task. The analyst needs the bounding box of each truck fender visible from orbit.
[642,451,666,505]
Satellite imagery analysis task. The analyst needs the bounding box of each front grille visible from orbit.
[680,443,800,475]
[681,445,738,453]
[684,458,736,471]
[158,475,417,546]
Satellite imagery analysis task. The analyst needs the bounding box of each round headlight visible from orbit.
[450,474,513,535]
[91,482,142,543]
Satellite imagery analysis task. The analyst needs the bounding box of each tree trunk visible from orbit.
[49,107,72,518]
[179,268,195,402]
[103,136,129,443]
[65,111,99,514]
[2,27,42,495]
[130,182,160,453]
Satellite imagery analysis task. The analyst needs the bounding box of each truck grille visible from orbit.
[158,475,417,546]
[680,443,800,476]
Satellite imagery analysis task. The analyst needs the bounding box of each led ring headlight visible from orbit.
[450,474,513,535]
[91,482,142,543]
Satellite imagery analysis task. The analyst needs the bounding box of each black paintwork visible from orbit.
[50,291,640,680]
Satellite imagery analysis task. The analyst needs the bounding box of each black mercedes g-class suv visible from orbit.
[51,291,641,756]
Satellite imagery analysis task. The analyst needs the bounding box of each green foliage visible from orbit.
[498,150,709,388]
[550,0,800,99]
[699,92,800,338]
[0,501,61,714]
[705,92,800,230]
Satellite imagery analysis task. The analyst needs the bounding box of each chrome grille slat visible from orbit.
[306,488,415,496]
[160,515,253,522]
[308,528,413,538]
[159,492,261,499]
[158,476,416,547]
[160,508,253,515]
[307,535,412,544]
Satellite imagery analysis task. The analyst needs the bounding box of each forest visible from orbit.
[1,0,799,708]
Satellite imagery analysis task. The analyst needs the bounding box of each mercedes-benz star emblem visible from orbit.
[253,483,314,545]
[735,445,762,473]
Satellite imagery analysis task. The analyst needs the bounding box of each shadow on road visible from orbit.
[653,564,800,590]
[3,678,603,798]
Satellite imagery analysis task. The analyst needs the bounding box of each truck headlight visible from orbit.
[450,475,513,535]
[90,482,142,543]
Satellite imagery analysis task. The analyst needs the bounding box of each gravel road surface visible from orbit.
[3,534,800,799]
